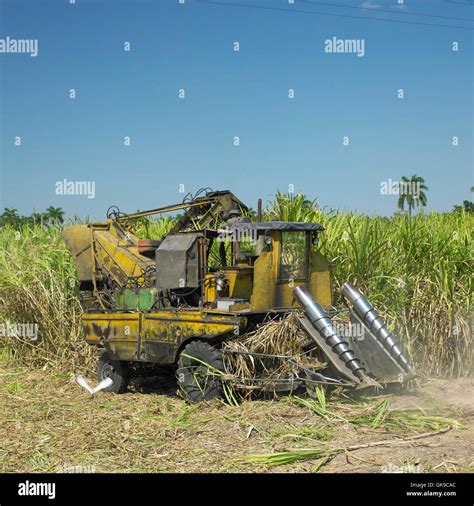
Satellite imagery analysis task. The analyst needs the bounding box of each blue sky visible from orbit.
[0,0,473,219]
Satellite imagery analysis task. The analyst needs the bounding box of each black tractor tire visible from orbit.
[97,351,130,394]
[176,341,224,402]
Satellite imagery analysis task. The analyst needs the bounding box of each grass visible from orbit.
[0,223,93,371]
[274,426,333,442]
[5,379,22,394]
[239,393,466,471]
[222,312,322,394]
[292,395,465,432]
[241,448,341,468]
[0,364,471,473]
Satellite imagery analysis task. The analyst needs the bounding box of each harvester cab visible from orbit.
[212,221,332,312]
[62,189,416,400]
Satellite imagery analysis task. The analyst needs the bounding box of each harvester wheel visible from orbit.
[177,341,223,402]
[97,352,130,394]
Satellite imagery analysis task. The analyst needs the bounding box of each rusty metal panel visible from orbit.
[82,313,140,361]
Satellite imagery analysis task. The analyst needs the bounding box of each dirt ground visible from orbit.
[0,362,472,474]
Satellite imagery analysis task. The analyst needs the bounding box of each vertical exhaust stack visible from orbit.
[257,198,263,221]
[294,286,367,381]
[341,282,416,375]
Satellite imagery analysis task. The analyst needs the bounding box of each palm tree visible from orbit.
[397,175,428,216]
[0,208,20,226]
[31,212,46,225]
[45,206,65,224]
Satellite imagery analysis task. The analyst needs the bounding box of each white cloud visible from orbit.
[360,0,382,8]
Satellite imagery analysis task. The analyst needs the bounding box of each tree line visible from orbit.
[0,207,65,227]
[0,178,472,228]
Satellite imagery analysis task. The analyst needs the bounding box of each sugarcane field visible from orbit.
[1,192,472,477]
[1,1,473,505]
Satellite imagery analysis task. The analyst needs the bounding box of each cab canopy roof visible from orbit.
[226,221,324,232]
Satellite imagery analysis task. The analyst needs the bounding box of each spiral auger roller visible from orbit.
[294,284,416,389]
[341,282,417,379]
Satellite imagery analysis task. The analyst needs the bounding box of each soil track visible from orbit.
[326,378,474,473]
[0,364,472,474]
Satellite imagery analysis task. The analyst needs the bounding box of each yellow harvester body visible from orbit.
[62,191,332,366]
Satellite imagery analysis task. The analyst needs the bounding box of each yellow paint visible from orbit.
[63,221,154,288]
[142,310,244,343]
[250,232,332,310]
[91,224,153,286]
[82,309,247,361]
[250,251,276,310]
[61,225,93,282]
[310,251,333,307]
[82,312,141,361]
[204,274,218,303]
[224,267,253,299]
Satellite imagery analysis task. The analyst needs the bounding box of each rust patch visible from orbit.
[92,322,112,340]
